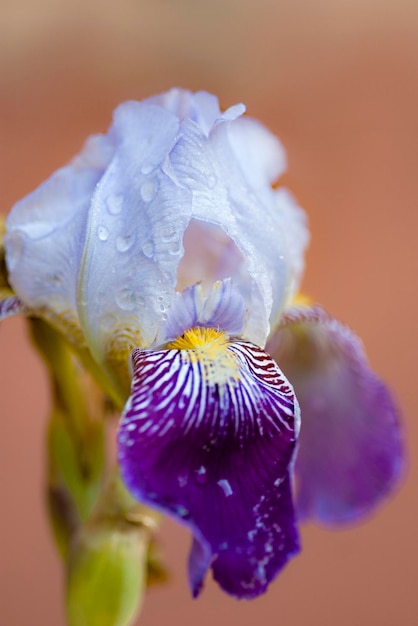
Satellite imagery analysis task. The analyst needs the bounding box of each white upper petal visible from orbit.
[144,88,245,136]
[5,134,114,333]
[78,101,187,361]
[225,116,287,188]
[272,188,309,310]
[79,95,301,359]
[5,89,309,376]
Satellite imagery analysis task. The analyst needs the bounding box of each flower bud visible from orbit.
[66,521,147,626]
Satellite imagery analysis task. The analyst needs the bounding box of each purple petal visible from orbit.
[0,294,28,320]
[267,306,404,524]
[118,332,300,597]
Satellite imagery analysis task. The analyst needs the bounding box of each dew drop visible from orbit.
[116,234,134,252]
[161,225,177,242]
[217,479,233,497]
[46,272,63,287]
[167,241,181,255]
[195,466,207,485]
[142,241,154,258]
[178,474,188,487]
[107,194,123,215]
[175,505,188,518]
[115,287,136,311]
[140,179,158,202]
[97,225,109,241]
[141,164,154,175]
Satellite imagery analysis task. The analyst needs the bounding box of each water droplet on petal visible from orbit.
[217,479,233,497]
[116,234,134,252]
[46,272,63,287]
[140,179,158,202]
[115,287,136,311]
[107,194,123,215]
[175,505,188,518]
[195,466,207,485]
[97,225,109,241]
[142,241,153,258]
[178,474,188,487]
[167,241,181,255]
[141,164,154,175]
[161,225,177,242]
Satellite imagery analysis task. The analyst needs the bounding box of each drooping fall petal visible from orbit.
[118,329,300,597]
[267,306,404,524]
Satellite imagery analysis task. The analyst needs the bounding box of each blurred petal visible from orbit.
[267,306,404,524]
[273,189,310,304]
[118,332,300,597]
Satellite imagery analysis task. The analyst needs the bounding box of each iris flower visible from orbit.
[2,89,403,599]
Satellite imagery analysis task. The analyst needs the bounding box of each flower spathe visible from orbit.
[2,88,403,599]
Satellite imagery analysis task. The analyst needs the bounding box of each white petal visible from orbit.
[225,116,287,188]
[144,88,245,137]
[78,101,186,365]
[168,116,293,345]
[272,188,310,311]
[5,134,114,337]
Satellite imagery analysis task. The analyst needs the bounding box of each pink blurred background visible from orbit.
[1,1,417,624]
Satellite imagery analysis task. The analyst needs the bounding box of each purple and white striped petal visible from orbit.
[267,306,404,524]
[118,330,300,598]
